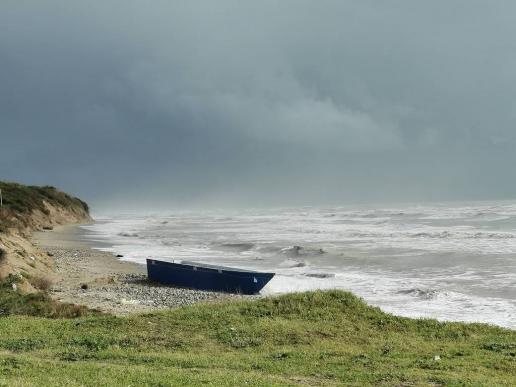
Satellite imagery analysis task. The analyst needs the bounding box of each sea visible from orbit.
[80,201,516,328]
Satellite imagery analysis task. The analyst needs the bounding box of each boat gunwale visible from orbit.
[147,258,275,277]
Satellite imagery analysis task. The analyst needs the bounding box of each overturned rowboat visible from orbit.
[146,259,275,295]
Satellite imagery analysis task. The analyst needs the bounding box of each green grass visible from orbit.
[0,290,514,386]
[0,181,89,232]
[0,276,96,319]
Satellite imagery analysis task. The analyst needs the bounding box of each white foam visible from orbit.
[83,201,516,328]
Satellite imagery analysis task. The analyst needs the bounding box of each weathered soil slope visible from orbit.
[0,182,91,290]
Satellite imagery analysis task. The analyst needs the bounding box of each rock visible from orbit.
[11,283,17,292]
[120,298,140,305]
[47,252,54,257]
[434,355,441,361]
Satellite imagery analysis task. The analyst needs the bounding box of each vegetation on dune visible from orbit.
[27,275,54,291]
[0,182,88,214]
[0,275,96,319]
[0,181,91,287]
[0,181,89,233]
[0,290,514,386]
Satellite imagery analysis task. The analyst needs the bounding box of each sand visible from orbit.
[33,225,250,315]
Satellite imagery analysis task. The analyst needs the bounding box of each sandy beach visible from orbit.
[33,225,251,315]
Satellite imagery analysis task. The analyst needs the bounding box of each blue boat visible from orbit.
[146,259,275,295]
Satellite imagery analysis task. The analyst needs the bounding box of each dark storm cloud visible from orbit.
[1,1,516,209]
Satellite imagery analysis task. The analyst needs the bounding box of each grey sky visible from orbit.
[1,1,516,209]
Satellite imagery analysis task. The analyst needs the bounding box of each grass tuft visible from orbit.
[0,276,97,318]
[28,276,53,291]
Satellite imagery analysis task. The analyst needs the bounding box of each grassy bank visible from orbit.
[0,290,514,386]
[0,181,91,288]
[0,275,95,319]
[0,181,89,233]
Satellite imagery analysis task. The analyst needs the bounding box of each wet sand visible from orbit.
[33,225,250,315]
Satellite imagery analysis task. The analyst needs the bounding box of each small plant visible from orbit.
[0,338,44,352]
[2,273,21,287]
[52,302,92,318]
[29,276,53,291]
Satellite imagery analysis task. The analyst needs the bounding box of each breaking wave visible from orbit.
[304,273,336,279]
[279,259,307,268]
[397,288,441,300]
[82,200,516,328]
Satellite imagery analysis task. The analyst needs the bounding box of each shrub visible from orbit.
[52,302,91,318]
[29,276,53,291]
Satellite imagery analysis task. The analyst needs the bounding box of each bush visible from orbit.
[29,276,53,291]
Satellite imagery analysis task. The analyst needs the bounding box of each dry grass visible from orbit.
[29,276,53,291]
[0,275,98,318]
[51,302,91,318]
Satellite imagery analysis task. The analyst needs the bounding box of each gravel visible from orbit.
[47,247,256,315]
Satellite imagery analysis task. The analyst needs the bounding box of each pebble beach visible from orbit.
[34,226,253,315]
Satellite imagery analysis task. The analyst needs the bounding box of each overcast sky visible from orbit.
[2,1,516,209]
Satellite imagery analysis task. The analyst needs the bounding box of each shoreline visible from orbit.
[33,224,253,315]
[32,224,516,330]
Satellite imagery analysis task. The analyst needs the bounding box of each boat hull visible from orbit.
[146,259,275,295]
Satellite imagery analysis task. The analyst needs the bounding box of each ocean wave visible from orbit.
[279,258,307,268]
[303,272,335,279]
[280,245,326,256]
[82,203,516,329]
[397,288,441,300]
[219,243,255,252]
[281,245,303,256]
[411,231,452,238]
[344,229,516,240]
[117,232,140,238]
